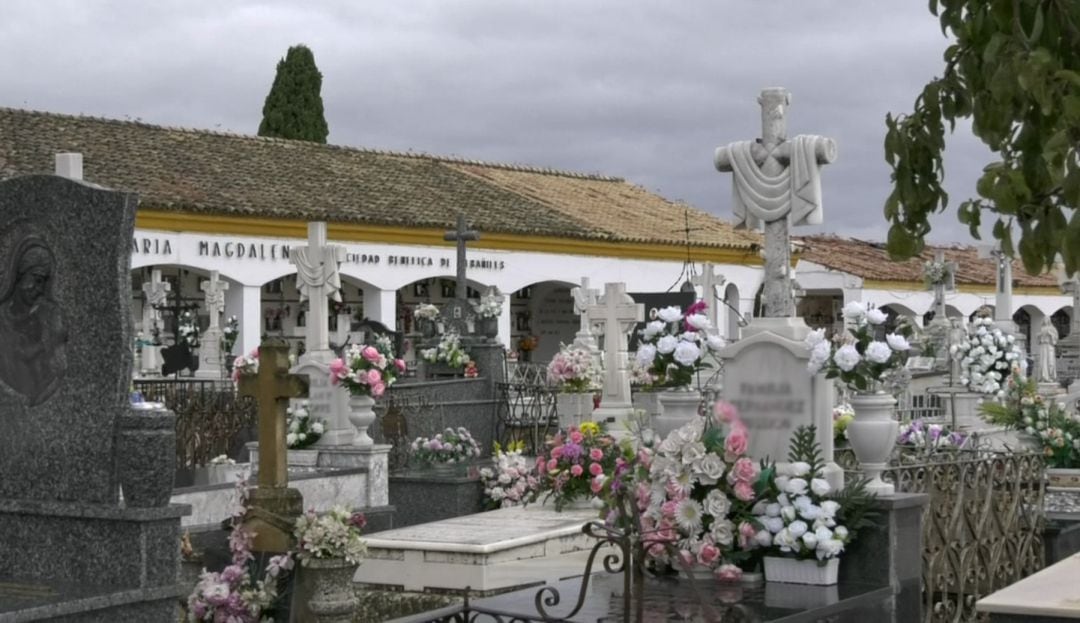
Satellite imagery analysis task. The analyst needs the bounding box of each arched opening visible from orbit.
[1051,307,1072,340]
[724,283,742,341]
[796,289,843,334]
[507,280,578,363]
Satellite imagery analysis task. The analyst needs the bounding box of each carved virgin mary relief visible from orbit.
[0,234,67,405]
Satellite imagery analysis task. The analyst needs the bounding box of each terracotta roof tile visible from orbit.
[0,107,758,250]
[798,235,1058,288]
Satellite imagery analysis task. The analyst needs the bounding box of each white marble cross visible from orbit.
[141,268,171,333]
[978,243,1014,330]
[200,270,229,331]
[926,249,957,320]
[691,263,726,331]
[714,87,837,318]
[587,283,643,429]
[571,276,600,350]
[291,222,347,359]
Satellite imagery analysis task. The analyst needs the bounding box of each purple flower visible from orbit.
[559,443,583,461]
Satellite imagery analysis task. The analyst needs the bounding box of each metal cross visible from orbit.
[444,214,479,300]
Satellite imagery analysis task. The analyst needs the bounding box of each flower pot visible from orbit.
[477,316,499,338]
[348,393,376,447]
[1047,468,1080,489]
[556,392,594,429]
[288,449,320,467]
[763,556,838,585]
[116,405,176,507]
[418,461,471,478]
[298,557,358,623]
[653,388,701,440]
[846,392,898,496]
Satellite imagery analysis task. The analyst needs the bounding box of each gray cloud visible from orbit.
[1,0,994,243]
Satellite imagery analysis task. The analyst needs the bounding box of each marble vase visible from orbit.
[653,388,701,439]
[846,392,898,496]
[301,557,358,623]
[348,394,376,447]
[763,556,838,585]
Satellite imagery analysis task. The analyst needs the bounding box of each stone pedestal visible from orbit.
[140,344,162,376]
[194,327,224,379]
[1038,382,1064,399]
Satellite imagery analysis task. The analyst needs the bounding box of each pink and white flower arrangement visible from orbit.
[293,505,368,566]
[634,301,723,389]
[410,427,482,465]
[329,335,406,398]
[547,343,602,393]
[285,400,325,449]
[630,401,763,578]
[806,301,913,393]
[420,331,472,369]
[479,441,539,509]
[231,348,259,383]
[534,421,621,511]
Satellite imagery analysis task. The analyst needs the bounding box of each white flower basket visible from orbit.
[763,556,838,585]
[288,449,320,467]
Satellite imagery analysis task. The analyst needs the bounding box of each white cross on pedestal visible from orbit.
[291,222,347,361]
[691,263,726,331]
[714,87,837,318]
[200,270,229,331]
[571,276,600,351]
[977,243,1014,334]
[141,268,171,334]
[926,249,957,320]
[587,283,643,432]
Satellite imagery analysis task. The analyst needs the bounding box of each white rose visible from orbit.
[820,500,840,518]
[673,341,702,367]
[641,320,666,340]
[866,307,888,325]
[789,462,811,477]
[834,526,849,541]
[706,334,726,352]
[833,344,861,372]
[810,478,831,496]
[685,313,710,331]
[842,301,867,322]
[704,489,732,518]
[781,505,797,522]
[765,503,781,517]
[711,519,734,546]
[787,520,809,538]
[311,421,324,434]
[697,454,725,485]
[802,532,818,549]
[656,335,679,354]
[815,526,834,542]
[636,344,657,367]
[763,516,785,533]
[804,328,827,347]
[865,341,892,364]
[807,340,831,374]
[657,306,684,324]
[786,478,809,496]
[681,442,706,465]
[886,333,911,351]
[286,432,298,446]
[774,528,798,552]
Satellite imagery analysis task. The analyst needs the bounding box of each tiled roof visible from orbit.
[798,235,1059,288]
[0,107,759,250]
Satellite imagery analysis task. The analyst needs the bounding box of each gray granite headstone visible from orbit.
[0,175,136,503]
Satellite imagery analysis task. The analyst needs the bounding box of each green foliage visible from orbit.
[787,425,826,478]
[831,475,881,537]
[258,44,330,143]
[885,0,1080,276]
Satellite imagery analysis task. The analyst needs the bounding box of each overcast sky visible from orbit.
[1,1,992,243]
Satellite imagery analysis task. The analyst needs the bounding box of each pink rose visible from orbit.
[536,456,546,469]
[394,358,406,373]
[714,400,738,424]
[551,446,563,459]
[733,480,754,502]
[361,346,380,362]
[329,357,347,377]
[570,464,584,477]
[697,541,721,566]
[636,483,652,510]
[738,521,757,548]
[731,457,758,483]
[647,542,666,557]
[589,447,604,461]
[588,462,603,476]
[370,381,386,397]
[546,459,559,471]
[724,425,749,458]
[660,499,679,519]
[676,549,696,570]
[249,348,259,359]
[590,477,605,494]
[569,430,584,444]
[366,369,382,385]
[716,563,742,582]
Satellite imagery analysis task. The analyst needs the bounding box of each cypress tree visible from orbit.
[257,44,329,143]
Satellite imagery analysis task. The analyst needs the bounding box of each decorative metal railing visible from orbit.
[494,382,559,455]
[134,379,256,468]
[843,449,1045,623]
[897,391,946,422]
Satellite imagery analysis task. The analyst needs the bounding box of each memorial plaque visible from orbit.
[291,358,352,446]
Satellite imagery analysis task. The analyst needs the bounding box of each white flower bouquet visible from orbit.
[410,427,482,465]
[293,505,368,566]
[806,301,913,393]
[547,343,602,392]
[413,303,440,321]
[286,400,325,449]
[950,310,1022,397]
[634,302,724,389]
[178,310,201,348]
[420,332,472,369]
[472,297,502,319]
[479,441,538,509]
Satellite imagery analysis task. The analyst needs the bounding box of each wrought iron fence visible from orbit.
[495,381,559,455]
[844,449,1046,623]
[897,391,945,422]
[134,379,256,468]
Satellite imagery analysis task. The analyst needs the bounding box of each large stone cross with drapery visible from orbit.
[200,270,229,331]
[291,222,346,359]
[714,87,837,318]
[141,268,171,333]
[444,214,479,300]
[925,249,957,320]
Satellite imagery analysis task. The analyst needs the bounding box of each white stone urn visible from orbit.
[846,392,898,496]
[653,388,701,440]
[763,556,839,585]
[298,557,358,623]
[348,393,376,447]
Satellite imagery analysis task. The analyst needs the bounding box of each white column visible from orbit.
[363,287,397,331]
[498,301,512,348]
[236,284,262,355]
